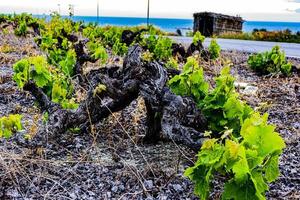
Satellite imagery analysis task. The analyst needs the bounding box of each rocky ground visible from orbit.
[0,29,299,199]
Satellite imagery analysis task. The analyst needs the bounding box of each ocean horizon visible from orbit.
[38,15,300,34]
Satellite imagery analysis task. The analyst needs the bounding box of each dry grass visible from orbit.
[0,44,14,53]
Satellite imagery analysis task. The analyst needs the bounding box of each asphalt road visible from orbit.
[169,36,300,58]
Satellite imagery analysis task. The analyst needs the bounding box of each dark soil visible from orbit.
[0,29,299,200]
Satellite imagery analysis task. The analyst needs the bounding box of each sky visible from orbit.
[0,0,300,22]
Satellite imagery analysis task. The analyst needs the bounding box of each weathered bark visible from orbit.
[0,18,6,24]
[165,68,181,76]
[121,29,147,46]
[23,45,207,149]
[23,81,58,113]
[186,41,211,61]
[73,39,98,75]
[161,90,207,150]
[27,21,41,36]
[26,51,141,146]
[139,61,207,148]
[0,23,10,29]
[143,100,162,143]
[200,49,211,61]
[171,41,210,62]
[139,61,168,143]
[186,41,204,57]
[121,30,136,46]
[292,65,300,75]
[171,43,186,62]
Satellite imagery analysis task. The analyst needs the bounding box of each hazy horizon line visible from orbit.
[2,12,300,23]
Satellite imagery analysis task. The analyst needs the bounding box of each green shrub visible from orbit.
[142,50,154,62]
[185,112,285,200]
[58,49,77,76]
[37,15,81,77]
[252,29,298,43]
[169,61,285,200]
[51,76,77,109]
[0,114,23,138]
[202,66,253,133]
[13,56,52,88]
[83,25,130,56]
[168,57,209,104]
[247,46,292,76]
[208,39,221,60]
[193,31,205,45]
[219,32,254,40]
[153,36,173,61]
[12,13,43,37]
[14,20,27,36]
[112,39,128,56]
[92,46,108,64]
[0,14,11,23]
[140,28,173,61]
[140,28,157,52]
[219,30,300,43]
[170,64,252,133]
[165,57,179,69]
[186,31,194,37]
[13,56,77,109]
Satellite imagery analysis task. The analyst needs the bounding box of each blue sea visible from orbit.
[43,15,300,34]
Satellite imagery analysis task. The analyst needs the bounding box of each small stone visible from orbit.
[158,195,168,200]
[234,82,248,89]
[119,184,125,192]
[7,189,21,198]
[290,168,297,174]
[172,184,183,192]
[242,86,258,95]
[144,180,154,190]
[88,191,95,196]
[69,192,77,199]
[103,168,109,173]
[111,186,118,193]
[293,122,300,129]
[106,192,111,198]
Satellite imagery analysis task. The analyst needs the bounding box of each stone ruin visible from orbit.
[193,12,244,37]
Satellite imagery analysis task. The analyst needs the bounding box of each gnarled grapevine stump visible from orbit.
[22,45,207,149]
